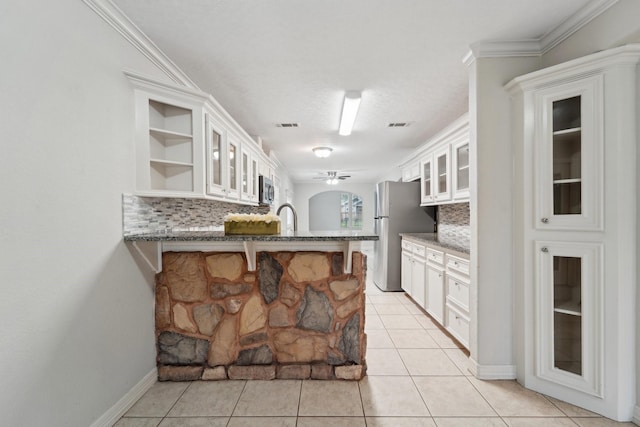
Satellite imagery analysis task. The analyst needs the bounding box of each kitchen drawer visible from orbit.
[446,275,469,311]
[401,239,414,251]
[446,254,470,277]
[413,244,426,258]
[445,302,469,348]
[426,248,444,266]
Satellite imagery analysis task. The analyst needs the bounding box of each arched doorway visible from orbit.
[309,191,363,231]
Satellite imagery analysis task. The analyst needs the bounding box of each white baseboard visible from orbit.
[469,357,517,380]
[632,405,640,426]
[91,368,157,427]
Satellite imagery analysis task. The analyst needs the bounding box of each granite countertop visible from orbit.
[399,232,470,255]
[124,229,379,242]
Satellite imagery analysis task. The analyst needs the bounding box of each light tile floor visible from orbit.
[116,253,633,427]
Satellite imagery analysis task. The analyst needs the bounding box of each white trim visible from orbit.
[90,368,157,427]
[632,405,640,426]
[84,0,271,167]
[81,0,197,88]
[398,112,469,169]
[539,0,619,54]
[469,357,517,380]
[463,0,618,63]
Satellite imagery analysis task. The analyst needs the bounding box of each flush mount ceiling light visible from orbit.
[312,146,333,158]
[338,91,361,136]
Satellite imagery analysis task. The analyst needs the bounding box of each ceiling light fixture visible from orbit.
[312,146,333,158]
[338,91,361,136]
[326,178,339,185]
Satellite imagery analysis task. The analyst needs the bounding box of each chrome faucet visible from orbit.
[276,203,298,232]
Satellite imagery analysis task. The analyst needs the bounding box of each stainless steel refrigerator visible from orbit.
[373,181,436,292]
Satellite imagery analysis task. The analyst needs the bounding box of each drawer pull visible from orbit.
[454,261,458,266]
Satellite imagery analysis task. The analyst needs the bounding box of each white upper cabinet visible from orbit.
[401,160,420,182]
[420,156,434,205]
[226,137,240,200]
[129,76,207,197]
[452,139,470,200]
[433,144,451,203]
[415,114,469,207]
[127,71,272,205]
[205,115,226,198]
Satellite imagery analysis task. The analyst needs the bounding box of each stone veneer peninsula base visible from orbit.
[155,250,367,381]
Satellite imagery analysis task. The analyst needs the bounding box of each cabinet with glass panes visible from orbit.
[535,76,602,231]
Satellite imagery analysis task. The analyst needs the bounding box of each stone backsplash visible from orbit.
[155,250,367,381]
[123,194,269,236]
[438,202,470,250]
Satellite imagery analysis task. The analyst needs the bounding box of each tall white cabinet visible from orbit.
[508,44,640,421]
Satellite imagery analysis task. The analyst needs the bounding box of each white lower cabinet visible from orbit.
[401,237,471,349]
[401,240,426,307]
[426,264,444,324]
[401,237,470,349]
[445,254,471,348]
[445,302,470,347]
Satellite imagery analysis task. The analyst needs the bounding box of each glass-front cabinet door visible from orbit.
[226,139,239,199]
[433,145,450,202]
[250,156,258,203]
[206,116,225,197]
[240,148,250,200]
[535,76,603,230]
[453,139,470,199]
[535,241,602,397]
[420,156,433,205]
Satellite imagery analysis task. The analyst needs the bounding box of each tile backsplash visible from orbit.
[438,202,470,250]
[123,194,269,236]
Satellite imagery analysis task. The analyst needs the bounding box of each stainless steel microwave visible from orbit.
[259,175,275,205]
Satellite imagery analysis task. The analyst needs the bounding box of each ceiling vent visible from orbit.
[388,122,411,128]
[276,123,299,128]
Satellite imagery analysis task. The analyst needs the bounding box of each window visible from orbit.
[340,193,362,229]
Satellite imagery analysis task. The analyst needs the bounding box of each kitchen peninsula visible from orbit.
[125,226,378,382]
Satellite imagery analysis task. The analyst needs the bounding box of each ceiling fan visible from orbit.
[313,171,351,185]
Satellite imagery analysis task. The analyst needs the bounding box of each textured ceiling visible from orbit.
[113,0,592,183]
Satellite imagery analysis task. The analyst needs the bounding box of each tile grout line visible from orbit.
[161,381,194,423]
[295,379,303,426]
[226,380,248,426]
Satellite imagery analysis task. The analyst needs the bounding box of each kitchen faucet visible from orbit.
[276,203,298,232]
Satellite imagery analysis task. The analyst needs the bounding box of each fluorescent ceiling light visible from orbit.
[312,146,333,158]
[338,91,361,136]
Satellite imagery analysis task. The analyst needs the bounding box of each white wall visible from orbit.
[0,1,173,425]
[294,183,375,233]
[309,192,342,231]
[468,56,541,375]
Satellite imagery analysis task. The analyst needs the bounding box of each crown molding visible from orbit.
[82,0,199,89]
[463,0,618,65]
[539,0,619,54]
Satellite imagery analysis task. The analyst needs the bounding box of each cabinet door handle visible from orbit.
[541,217,549,224]
[541,247,549,253]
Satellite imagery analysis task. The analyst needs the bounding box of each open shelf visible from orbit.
[150,127,193,139]
[554,300,582,317]
[553,178,582,185]
[553,127,581,136]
